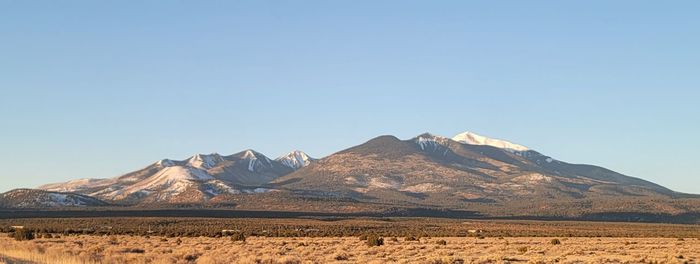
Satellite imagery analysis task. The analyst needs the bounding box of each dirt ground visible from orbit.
[1,235,699,264]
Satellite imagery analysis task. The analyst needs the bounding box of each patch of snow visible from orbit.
[187,153,223,169]
[242,150,257,159]
[368,177,401,189]
[452,131,529,152]
[247,159,256,172]
[47,193,88,206]
[400,183,450,193]
[204,180,240,195]
[39,177,121,193]
[344,176,367,186]
[242,149,271,161]
[48,193,68,205]
[276,150,314,170]
[414,134,451,153]
[253,188,270,193]
[513,173,554,184]
[105,166,214,199]
[241,188,272,194]
[157,159,175,167]
[353,187,370,193]
[240,150,271,172]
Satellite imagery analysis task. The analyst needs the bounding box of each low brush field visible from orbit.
[1,218,699,263]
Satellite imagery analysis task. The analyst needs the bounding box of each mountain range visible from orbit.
[2,131,699,220]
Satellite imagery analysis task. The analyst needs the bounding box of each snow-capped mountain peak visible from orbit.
[413,133,451,151]
[242,149,257,159]
[276,150,315,170]
[233,149,272,172]
[187,153,223,169]
[156,159,175,167]
[452,131,529,152]
[239,149,270,161]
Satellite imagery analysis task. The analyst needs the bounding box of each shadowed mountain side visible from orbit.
[0,189,109,208]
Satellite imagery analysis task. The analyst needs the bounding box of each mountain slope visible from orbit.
[270,132,685,215]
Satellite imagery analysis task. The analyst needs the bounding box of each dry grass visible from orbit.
[1,235,699,263]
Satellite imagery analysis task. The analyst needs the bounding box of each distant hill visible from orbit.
[0,189,109,208]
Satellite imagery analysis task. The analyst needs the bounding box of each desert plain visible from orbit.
[1,218,698,264]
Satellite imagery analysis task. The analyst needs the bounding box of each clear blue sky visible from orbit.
[1,1,699,194]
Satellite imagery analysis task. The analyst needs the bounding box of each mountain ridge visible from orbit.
[4,130,696,220]
[38,149,313,205]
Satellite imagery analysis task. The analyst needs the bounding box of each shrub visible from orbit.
[231,232,246,242]
[365,234,384,247]
[550,238,561,245]
[428,258,464,264]
[278,257,301,264]
[517,246,528,254]
[13,229,34,241]
[436,239,447,245]
[184,254,199,262]
[122,248,145,254]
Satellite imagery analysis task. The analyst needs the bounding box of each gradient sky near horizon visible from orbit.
[1,1,699,194]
